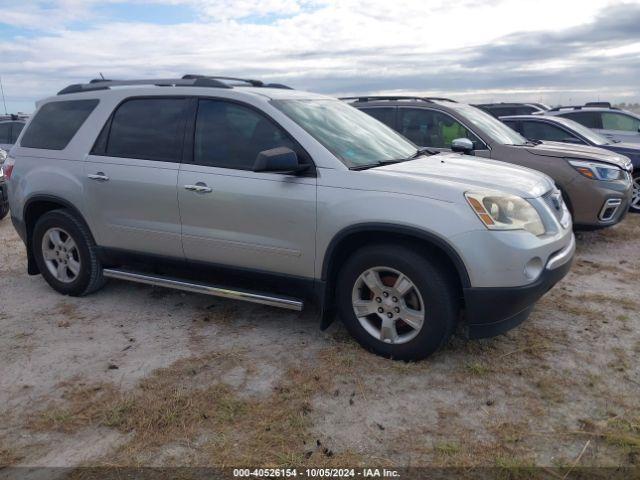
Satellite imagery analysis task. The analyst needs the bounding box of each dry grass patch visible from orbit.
[0,444,23,467]
[29,346,370,468]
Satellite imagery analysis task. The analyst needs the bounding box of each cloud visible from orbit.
[0,0,638,112]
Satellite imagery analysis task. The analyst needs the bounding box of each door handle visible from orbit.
[184,183,212,193]
[88,172,109,181]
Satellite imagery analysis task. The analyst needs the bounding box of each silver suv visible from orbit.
[6,76,575,360]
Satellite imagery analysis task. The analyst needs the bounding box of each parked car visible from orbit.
[6,76,575,360]
[474,102,550,118]
[0,114,27,152]
[501,114,639,213]
[542,102,640,144]
[346,96,633,229]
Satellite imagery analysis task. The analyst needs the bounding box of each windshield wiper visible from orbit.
[350,159,406,171]
[350,148,439,171]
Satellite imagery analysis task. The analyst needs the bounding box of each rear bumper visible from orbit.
[463,234,575,339]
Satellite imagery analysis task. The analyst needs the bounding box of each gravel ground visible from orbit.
[0,213,639,473]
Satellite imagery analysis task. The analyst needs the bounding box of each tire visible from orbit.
[0,204,8,220]
[336,244,458,361]
[32,209,105,296]
[631,173,640,214]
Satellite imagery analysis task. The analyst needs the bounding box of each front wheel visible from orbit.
[336,244,458,361]
[631,173,640,213]
[32,209,105,296]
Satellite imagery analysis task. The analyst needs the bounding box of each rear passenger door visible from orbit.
[84,97,190,257]
[178,98,317,278]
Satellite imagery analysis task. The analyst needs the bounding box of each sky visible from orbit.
[0,0,639,113]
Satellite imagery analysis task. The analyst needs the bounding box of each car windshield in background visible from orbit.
[552,116,612,145]
[443,102,529,146]
[272,99,417,168]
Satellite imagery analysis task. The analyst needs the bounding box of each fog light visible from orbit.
[524,257,543,280]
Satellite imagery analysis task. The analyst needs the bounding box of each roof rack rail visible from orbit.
[548,102,618,112]
[340,95,456,103]
[585,101,612,108]
[58,77,232,95]
[182,74,293,90]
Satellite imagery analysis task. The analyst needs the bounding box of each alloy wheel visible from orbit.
[351,266,425,344]
[41,227,81,283]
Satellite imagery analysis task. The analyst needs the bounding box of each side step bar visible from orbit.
[102,268,304,311]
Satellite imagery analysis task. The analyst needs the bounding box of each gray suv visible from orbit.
[6,76,575,360]
[347,96,633,229]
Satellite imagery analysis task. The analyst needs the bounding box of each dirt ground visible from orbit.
[0,213,639,474]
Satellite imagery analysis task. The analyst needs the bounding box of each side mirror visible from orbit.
[253,147,309,174]
[451,138,474,154]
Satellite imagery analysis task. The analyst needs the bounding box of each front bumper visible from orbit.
[569,174,632,229]
[463,233,575,339]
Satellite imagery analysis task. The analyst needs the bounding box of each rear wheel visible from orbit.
[0,204,8,220]
[336,244,458,360]
[631,173,640,213]
[32,209,105,296]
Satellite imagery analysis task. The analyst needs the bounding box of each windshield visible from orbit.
[551,116,612,145]
[442,102,529,145]
[272,99,417,168]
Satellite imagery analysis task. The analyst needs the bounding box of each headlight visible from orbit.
[0,149,6,162]
[0,165,3,179]
[465,192,546,236]
[568,160,625,181]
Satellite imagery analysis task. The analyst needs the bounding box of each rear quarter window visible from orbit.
[21,100,99,150]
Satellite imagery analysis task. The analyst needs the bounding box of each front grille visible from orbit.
[542,189,564,222]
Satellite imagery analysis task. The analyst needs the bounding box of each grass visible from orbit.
[28,347,368,468]
[0,445,23,467]
[465,362,491,376]
[433,441,461,456]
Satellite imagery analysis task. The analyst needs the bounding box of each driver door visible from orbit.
[178,99,317,278]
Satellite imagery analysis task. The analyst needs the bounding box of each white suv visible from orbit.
[5,75,575,360]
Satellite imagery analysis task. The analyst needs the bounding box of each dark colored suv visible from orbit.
[0,114,28,152]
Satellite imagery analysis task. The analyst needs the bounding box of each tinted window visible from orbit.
[21,100,98,150]
[11,122,24,143]
[601,112,640,132]
[106,98,188,162]
[194,100,297,170]
[398,108,482,149]
[520,121,580,143]
[0,122,10,143]
[561,111,602,129]
[360,107,396,128]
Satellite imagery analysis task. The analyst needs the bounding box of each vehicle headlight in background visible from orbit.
[465,192,546,236]
[0,165,4,179]
[568,160,625,181]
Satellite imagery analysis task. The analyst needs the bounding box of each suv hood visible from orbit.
[370,153,554,199]
[528,141,633,171]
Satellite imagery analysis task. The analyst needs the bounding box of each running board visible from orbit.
[102,268,304,311]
